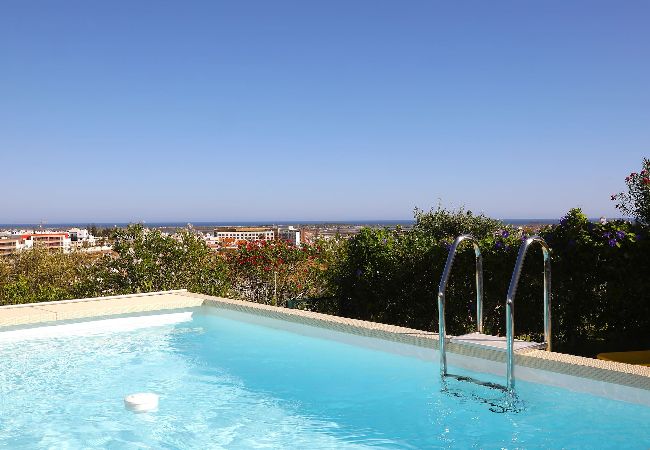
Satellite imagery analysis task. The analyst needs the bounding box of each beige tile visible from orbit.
[36,293,203,320]
[0,291,201,324]
[0,306,57,326]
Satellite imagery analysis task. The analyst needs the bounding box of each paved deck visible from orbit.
[0,290,201,327]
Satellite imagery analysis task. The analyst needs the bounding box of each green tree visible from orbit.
[413,205,503,240]
[104,224,229,296]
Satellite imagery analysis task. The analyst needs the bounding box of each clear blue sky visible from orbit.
[1,1,648,223]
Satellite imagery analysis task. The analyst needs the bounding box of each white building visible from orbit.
[0,235,34,256]
[68,228,96,248]
[213,227,275,248]
[277,226,301,246]
[29,232,72,253]
[204,234,221,250]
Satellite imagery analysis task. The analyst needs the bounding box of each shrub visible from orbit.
[540,208,649,353]
[0,248,98,305]
[334,207,650,356]
[103,224,230,296]
[334,208,508,333]
[225,239,334,306]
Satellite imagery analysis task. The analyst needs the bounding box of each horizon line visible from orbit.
[0,217,592,227]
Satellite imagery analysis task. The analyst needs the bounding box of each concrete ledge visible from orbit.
[0,290,201,325]
[0,289,191,309]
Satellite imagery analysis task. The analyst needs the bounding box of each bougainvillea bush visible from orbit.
[225,239,335,307]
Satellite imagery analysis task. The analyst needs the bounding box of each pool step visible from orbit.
[450,332,545,352]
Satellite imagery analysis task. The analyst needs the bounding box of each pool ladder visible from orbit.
[437,235,552,391]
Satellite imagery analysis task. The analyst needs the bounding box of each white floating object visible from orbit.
[124,393,159,413]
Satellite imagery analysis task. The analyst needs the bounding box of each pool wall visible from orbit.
[1,290,649,406]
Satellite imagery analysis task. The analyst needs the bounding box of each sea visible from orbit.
[0,219,564,230]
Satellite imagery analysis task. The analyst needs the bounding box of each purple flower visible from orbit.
[608,238,617,247]
[355,268,362,277]
[501,230,510,238]
[602,232,612,239]
[616,231,626,240]
[560,217,568,226]
[495,242,504,250]
[635,233,643,241]
[381,238,388,245]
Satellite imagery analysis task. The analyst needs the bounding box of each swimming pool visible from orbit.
[0,305,649,449]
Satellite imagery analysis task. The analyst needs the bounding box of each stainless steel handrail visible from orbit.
[506,235,552,390]
[437,234,484,377]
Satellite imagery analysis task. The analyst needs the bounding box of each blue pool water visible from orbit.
[0,308,649,449]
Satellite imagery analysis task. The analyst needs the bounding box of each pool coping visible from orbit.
[2,290,650,400]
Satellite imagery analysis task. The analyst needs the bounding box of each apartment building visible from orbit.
[277,226,301,246]
[213,227,275,248]
[68,228,96,248]
[29,232,72,252]
[0,235,34,256]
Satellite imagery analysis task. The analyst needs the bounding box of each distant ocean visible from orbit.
[503,219,560,226]
[0,218,570,229]
[1,220,415,228]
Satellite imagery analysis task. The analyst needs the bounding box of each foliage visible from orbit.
[413,205,503,241]
[335,208,510,333]
[539,208,648,353]
[225,238,335,306]
[0,248,99,304]
[612,157,650,225]
[103,224,230,296]
[334,207,650,356]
